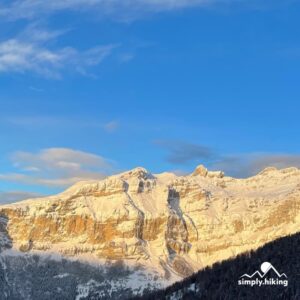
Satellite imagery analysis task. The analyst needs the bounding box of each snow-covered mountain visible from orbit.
[0,165,299,299]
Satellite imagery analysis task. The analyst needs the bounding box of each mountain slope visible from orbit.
[0,253,161,300]
[137,232,300,299]
[0,165,299,297]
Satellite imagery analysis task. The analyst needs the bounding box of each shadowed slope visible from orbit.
[136,232,300,299]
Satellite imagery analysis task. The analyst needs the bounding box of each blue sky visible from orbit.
[0,0,300,202]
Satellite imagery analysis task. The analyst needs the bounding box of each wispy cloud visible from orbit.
[155,139,300,177]
[2,0,295,21]
[0,24,118,78]
[3,116,74,127]
[0,191,42,205]
[155,139,215,164]
[21,24,68,42]
[0,0,218,20]
[119,53,135,63]
[0,39,117,78]
[213,153,300,177]
[28,86,44,92]
[0,148,115,188]
[3,115,121,134]
[103,120,120,133]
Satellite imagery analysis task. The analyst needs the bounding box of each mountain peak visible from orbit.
[192,165,208,177]
[192,165,224,178]
[119,167,154,180]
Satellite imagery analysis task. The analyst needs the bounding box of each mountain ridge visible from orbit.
[0,164,299,296]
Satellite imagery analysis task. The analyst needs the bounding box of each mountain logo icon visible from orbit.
[240,262,287,279]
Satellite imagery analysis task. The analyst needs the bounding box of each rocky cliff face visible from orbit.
[0,166,299,286]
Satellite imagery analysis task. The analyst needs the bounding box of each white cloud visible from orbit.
[0,148,115,188]
[20,23,69,42]
[0,0,217,20]
[1,0,293,21]
[0,37,117,78]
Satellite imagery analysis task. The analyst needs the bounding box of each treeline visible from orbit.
[0,255,135,300]
[133,232,300,300]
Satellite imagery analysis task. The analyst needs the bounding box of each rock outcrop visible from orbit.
[0,165,299,283]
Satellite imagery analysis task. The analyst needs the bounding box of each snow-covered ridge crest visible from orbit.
[0,164,299,290]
